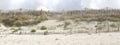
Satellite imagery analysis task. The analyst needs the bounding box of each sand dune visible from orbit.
[0,20,120,45]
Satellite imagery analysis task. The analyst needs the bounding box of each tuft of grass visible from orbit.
[11,27,21,33]
[12,30,18,33]
[39,16,48,21]
[40,26,47,30]
[64,21,71,30]
[96,23,106,30]
[57,24,64,27]
[31,29,36,33]
[110,23,117,28]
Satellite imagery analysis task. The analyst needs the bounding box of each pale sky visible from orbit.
[0,0,120,11]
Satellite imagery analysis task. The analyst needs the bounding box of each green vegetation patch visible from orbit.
[11,27,21,33]
[40,26,47,30]
[39,15,48,21]
[96,23,106,30]
[110,23,118,28]
[31,29,36,33]
[64,21,71,30]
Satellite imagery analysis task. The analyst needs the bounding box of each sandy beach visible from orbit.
[0,1,120,45]
[0,32,120,45]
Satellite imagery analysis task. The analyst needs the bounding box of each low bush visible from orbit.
[96,23,106,30]
[40,26,47,30]
[39,16,48,21]
[11,27,21,33]
[64,21,71,30]
[31,29,36,33]
[110,23,117,28]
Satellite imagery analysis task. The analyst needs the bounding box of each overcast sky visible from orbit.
[0,0,120,11]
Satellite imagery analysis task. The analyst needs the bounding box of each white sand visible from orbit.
[0,32,120,45]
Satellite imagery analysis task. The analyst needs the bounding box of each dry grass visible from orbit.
[0,9,120,27]
[0,15,47,27]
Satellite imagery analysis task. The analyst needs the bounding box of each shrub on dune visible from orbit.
[110,23,117,28]
[11,27,21,33]
[31,29,36,33]
[64,21,71,30]
[39,16,48,22]
[96,23,106,30]
[40,26,47,30]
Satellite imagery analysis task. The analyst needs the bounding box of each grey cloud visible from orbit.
[54,0,82,11]
[0,0,120,11]
[20,0,40,9]
[0,0,10,10]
